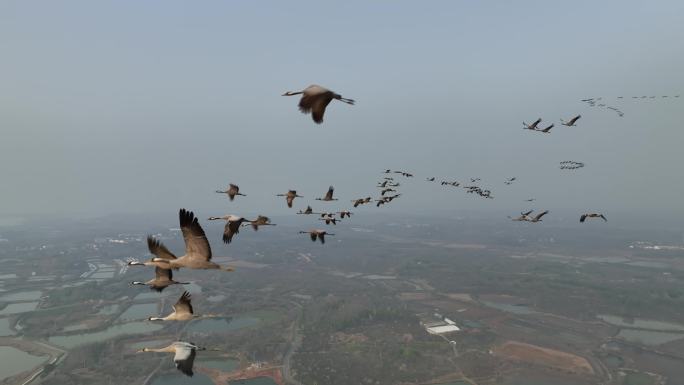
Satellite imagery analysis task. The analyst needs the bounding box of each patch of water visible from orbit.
[0,346,46,381]
[617,329,684,345]
[134,291,169,301]
[0,318,15,336]
[97,304,120,315]
[118,303,159,321]
[0,290,42,301]
[150,373,213,385]
[598,314,684,331]
[48,321,163,349]
[0,302,38,315]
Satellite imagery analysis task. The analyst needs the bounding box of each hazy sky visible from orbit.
[2,1,683,221]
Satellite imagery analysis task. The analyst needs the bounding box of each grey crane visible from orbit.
[215,183,245,201]
[149,209,234,271]
[282,85,354,124]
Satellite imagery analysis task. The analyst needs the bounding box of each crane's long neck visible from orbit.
[131,281,145,285]
[215,190,226,194]
[128,261,145,266]
[148,316,167,321]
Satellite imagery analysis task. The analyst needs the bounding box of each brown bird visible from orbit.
[215,183,245,201]
[385,193,401,202]
[319,217,339,225]
[537,123,554,133]
[128,236,178,268]
[316,186,338,201]
[282,85,354,124]
[245,215,276,231]
[351,197,372,208]
[523,118,542,130]
[148,291,195,321]
[297,205,316,215]
[381,188,397,196]
[137,341,206,377]
[509,209,534,221]
[580,213,607,222]
[277,190,303,208]
[299,229,334,244]
[528,210,549,223]
[149,209,234,271]
[337,210,352,219]
[561,115,581,126]
[131,267,188,292]
[207,215,249,244]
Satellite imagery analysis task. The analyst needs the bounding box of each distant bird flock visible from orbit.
[123,84,681,376]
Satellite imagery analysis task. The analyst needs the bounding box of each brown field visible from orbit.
[443,293,475,302]
[398,292,432,301]
[493,341,594,375]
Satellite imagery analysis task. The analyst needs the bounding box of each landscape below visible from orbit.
[0,212,683,385]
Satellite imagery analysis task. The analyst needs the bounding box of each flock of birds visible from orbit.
[559,161,585,170]
[123,84,630,376]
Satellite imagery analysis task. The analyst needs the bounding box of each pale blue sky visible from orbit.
[1,1,683,220]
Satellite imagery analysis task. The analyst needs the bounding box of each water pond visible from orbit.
[97,304,120,315]
[0,301,38,315]
[0,290,42,301]
[197,358,239,371]
[617,329,684,345]
[0,346,46,381]
[118,303,160,321]
[128,339,172,351]
[625,372,656,385]
[150,373,213,385]
[49,321,163,348]
[134,291,169,301]
[598,314,684,331]
[0,318,15,336]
